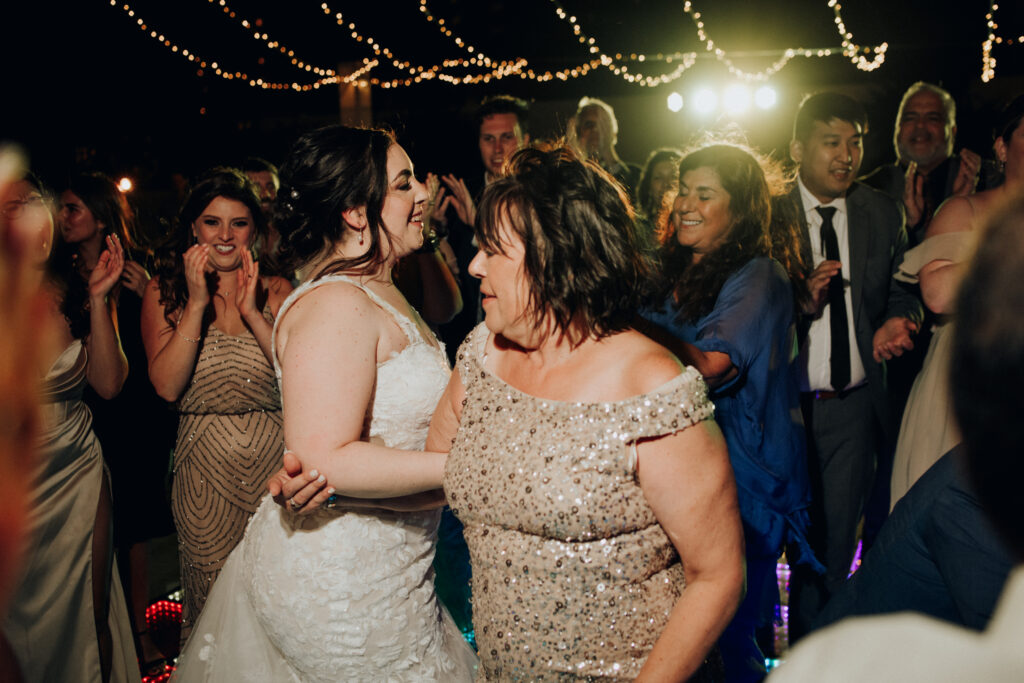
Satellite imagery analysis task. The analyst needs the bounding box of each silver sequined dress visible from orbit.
[444,324,716,681]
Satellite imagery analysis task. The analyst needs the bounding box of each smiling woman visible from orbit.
[139,168,292,642]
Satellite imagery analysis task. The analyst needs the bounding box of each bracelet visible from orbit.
[176,327,200,344]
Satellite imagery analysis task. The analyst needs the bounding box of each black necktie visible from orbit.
[817,206,850,392]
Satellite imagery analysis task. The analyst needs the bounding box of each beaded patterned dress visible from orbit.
[444,324,717,681]
[172,308,283,641]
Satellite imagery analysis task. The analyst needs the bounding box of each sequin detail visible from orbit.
[444,324,715,680]
[173,310,284,641]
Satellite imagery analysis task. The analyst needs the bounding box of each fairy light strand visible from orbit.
[203,0,337,77]
[827,0,887,71]
[417,1,493,67]
[107,0,375,91]
[980,1,1023,82]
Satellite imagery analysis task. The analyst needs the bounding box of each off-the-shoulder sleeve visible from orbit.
[692,258,793,393]
[895,230,978,284]
[609,366,715,445]
[454,322,490,386]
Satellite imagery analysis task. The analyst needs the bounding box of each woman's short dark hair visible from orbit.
[274,125,396,278]
[475,145,653,344]
[636,148,682,220]
[655,143,807,320]
[155,167,266,325]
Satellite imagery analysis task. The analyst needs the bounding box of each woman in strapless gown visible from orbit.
[141,168,292,642]
[1,173,139,682]
[172,126,476,682]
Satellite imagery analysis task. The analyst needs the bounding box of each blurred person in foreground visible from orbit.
[1,167,138,682]
[770,193,1024,683]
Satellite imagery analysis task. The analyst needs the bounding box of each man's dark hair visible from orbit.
[793,91,868,143]
[240,157,279,178]
[952,196,1024,559]
[475,95,530,136]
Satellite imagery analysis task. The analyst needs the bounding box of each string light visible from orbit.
[108,0,375,91]
[418,1,493,67]
[980,1,1021,82]
[319,2,526,87]
[203,0,339,77]
[827,0,888,71]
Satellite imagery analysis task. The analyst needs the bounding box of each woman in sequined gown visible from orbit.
[141,168,292,642]
[1,173,139,682]
[283,146,745,681]
[172,126,476,682]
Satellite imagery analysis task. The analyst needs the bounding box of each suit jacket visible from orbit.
[790,181,923,439]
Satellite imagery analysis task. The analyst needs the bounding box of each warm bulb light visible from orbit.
[693,88,718,114]
[117,177,133,193]
[754,86,778,109]
[667,92,684,112]
[722,84,751,114]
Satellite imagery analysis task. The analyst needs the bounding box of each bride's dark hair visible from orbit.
[275,125,396,279]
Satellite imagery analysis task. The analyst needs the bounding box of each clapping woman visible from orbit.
[140,168,291,641]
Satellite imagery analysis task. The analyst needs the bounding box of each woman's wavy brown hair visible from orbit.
[654,143,808,321]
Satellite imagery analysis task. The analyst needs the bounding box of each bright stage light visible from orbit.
[692,88,717,114]
[723,84,751,115]
[667,91,684,113]
[117,177,134,193]
[755,86,778,110]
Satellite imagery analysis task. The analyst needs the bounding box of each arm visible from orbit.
[235,249,292,363]
[883,202,924,326]
[917,196,976,316]
[277,283,446,498]
[270,364,466,513]
[85,235,129,398]
[402,247,463,325]
[641,321,736,390]
[634,420,745,682]
[140,245,210,402]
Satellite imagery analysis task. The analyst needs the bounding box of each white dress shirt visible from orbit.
[796,176,866,393]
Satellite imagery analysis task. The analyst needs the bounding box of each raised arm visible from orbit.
[634,419,745,682]
[85,235,129,398]
[140,261,207,403]
[277,283,446,498]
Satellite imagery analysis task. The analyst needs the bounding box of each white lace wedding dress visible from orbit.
[173,275,477,682]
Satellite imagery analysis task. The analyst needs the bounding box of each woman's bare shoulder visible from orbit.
[605,330,686,395]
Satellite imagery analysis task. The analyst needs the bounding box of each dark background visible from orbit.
[3,0,1023,217]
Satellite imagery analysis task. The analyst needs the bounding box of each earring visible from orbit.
[358,229,365,246]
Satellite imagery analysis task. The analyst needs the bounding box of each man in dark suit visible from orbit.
[786,92,923,641]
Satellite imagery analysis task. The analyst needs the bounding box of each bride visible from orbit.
[172,126,476,681]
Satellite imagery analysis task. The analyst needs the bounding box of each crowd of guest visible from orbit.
[0,82,1021,683]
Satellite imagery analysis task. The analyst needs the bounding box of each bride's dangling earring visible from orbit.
[358,229,365,246]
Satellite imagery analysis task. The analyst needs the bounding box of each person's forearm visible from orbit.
[148,300,204,401]
[298,441,447,498]
[414,250,463,324]
[85,294,128,398]
[327,489,447,512]
[242,308,276,364]
[635,575,742,682]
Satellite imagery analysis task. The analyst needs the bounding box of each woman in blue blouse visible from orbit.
[642,144,819,683]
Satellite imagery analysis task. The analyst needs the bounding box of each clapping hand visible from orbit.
[424,173,452,233]
[182,244,211,307]
[902,161,925,228]
[120,259,150,298]
[441,174,476,227]
[235,248,260,320]
[802,260,843,316]
[872,317,918,362]
[88,234,126,300]
[952,149,981,197]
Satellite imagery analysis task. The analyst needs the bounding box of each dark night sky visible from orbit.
[3,0,1022,199]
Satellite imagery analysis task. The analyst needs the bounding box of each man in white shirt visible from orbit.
[771,196,1024,682]
[785,91,922,640]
